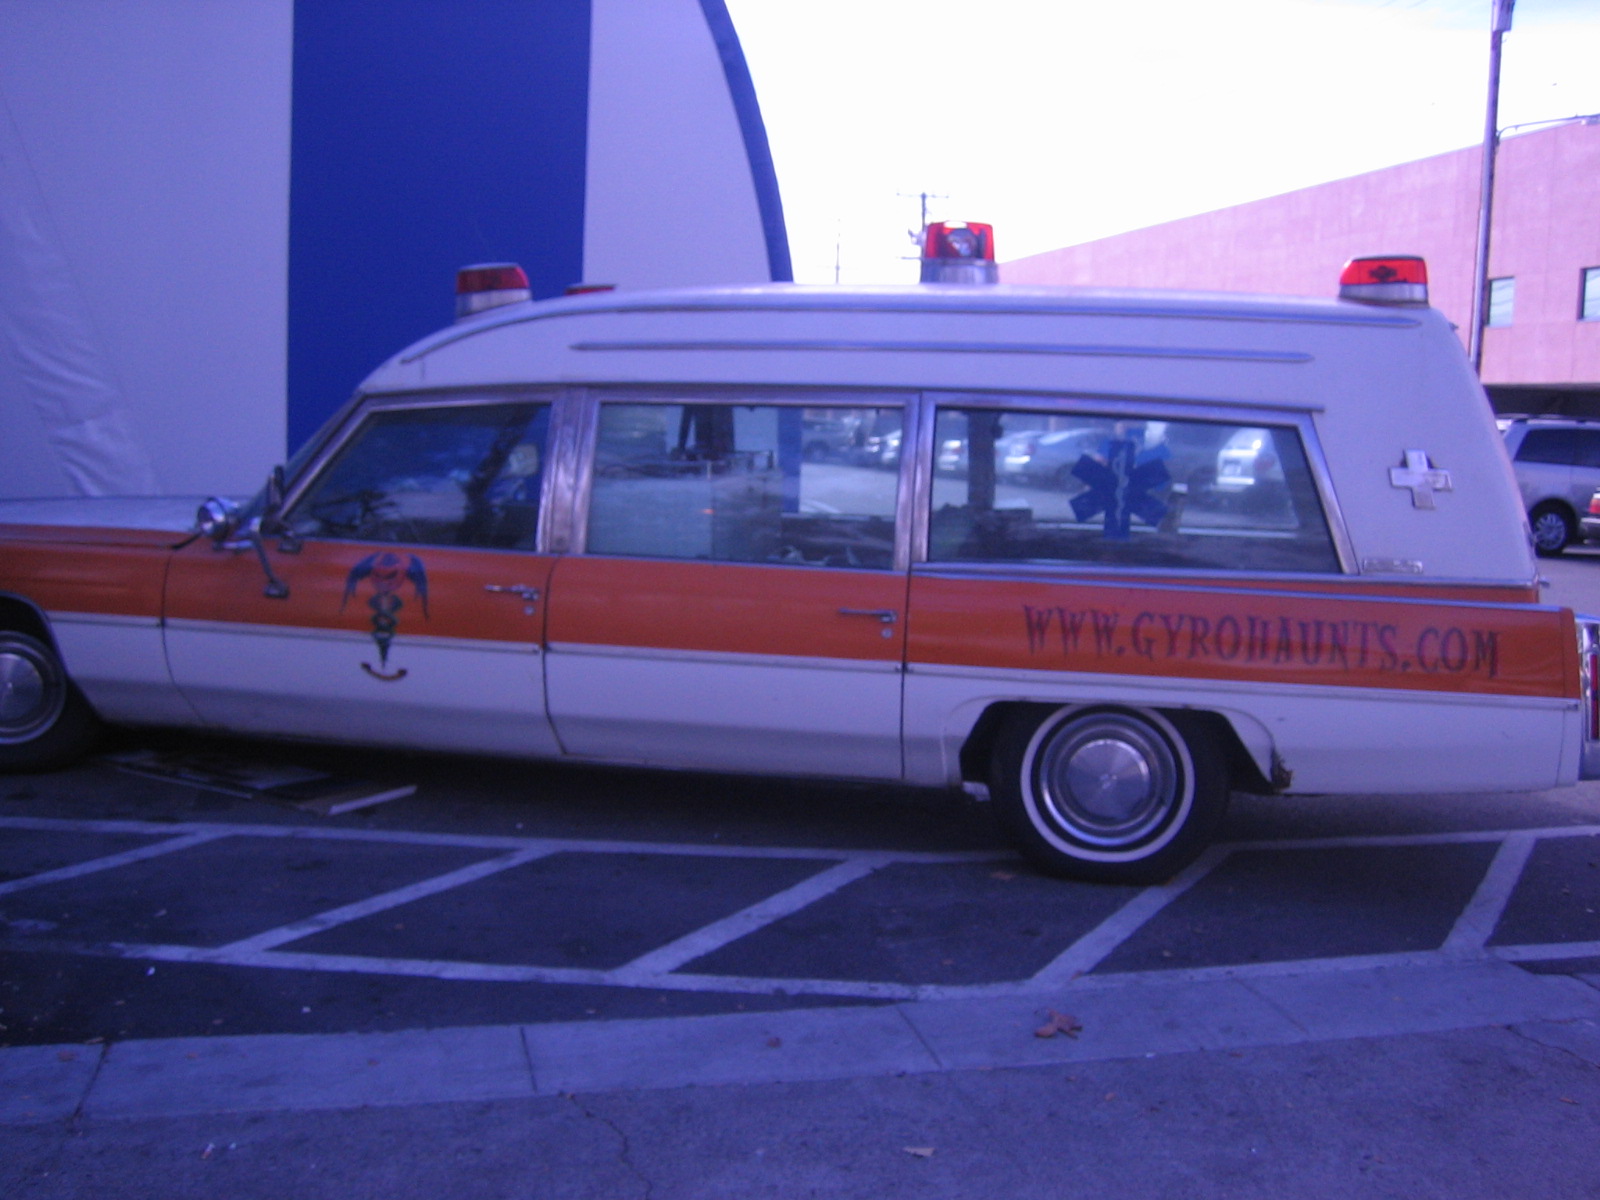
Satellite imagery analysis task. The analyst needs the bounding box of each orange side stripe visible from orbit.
[907,576,1576,700]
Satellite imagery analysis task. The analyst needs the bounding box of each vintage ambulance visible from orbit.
[2,247,1598,882]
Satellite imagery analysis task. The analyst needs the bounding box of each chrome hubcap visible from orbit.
[1033,714,1182,848]
[0,639,65,743]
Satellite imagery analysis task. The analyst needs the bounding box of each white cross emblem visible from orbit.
[1389,450,1453,509]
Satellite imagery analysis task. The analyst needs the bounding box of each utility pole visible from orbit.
[1468,0,1515,374]
[900,190,948,250]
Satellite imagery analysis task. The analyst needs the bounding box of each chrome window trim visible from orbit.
[892,393,923,575]
[542,389,587,555]
[566,390,602,557]
[921,389,1325,416]
[906,563,1563,613]
[906,394,935,576]
[547,641,903,674]
[912,392,1355,575]
[1296,412,1358,575]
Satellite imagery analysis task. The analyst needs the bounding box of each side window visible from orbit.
[585,401,899,569]
[286,402,550,549]
[1574,431,1600,469]
[1515,429,1577,465]
[929,407,1340,574]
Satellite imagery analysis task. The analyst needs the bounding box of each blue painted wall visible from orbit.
[288,0,592,451]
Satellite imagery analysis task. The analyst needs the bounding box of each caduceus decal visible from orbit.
[341,551,429,681]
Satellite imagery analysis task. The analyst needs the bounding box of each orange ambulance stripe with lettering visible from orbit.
[907,574,1576,700]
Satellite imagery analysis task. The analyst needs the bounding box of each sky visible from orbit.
[722,0,1600,284]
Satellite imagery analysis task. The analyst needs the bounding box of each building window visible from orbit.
[1582,268,1600,321]
[1486,277,1515,327]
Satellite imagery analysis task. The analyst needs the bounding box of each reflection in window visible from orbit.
[928,408,1339,574]
[288,403,549,549]
[586,402,900,569]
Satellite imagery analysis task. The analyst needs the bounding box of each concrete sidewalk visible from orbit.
[5,958,1600,1198]
[5,958,1600,1123]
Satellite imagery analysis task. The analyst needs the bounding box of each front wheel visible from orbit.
[990,706,1229,884]
[0,631,100,771]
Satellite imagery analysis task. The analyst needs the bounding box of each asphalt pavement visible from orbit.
[5,552,1600,1197]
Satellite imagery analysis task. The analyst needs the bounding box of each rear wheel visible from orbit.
[0,631,100,771]
[1530,503,1574,557]
[990,706,1229,884]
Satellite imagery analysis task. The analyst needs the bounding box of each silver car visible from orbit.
[1501,418,1600,556]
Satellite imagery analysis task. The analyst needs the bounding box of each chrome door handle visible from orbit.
[485,584,541,602]
[838,608,897,624]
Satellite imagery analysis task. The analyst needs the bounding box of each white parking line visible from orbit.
[612,856,891,980]
[0,832,225,897]
[1443,833,1539,953]
[0,814,1010,862]
[1027,845,1232,986]
[216,846,559,954]
[2,816,1598,1002]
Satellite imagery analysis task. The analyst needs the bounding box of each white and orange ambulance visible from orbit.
[3,245,1597,882]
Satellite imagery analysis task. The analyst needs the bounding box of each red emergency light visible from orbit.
[455,263,532,321]
[1338,256,1429,306]
[920,222,998,284]
[924,221,995,261]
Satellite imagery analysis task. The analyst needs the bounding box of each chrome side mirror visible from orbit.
[196,496,241,544]
[264,464,286,515]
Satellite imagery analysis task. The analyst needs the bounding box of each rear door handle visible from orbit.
[838,608,898,637]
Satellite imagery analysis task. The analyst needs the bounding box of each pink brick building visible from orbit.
[1002,119,1600,413]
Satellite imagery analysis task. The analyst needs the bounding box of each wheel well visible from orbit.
[959,701,1273,795]
[1530,499,1576,522]
[0,594,53,646]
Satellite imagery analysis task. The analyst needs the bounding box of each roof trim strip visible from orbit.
[400,291,1418,363]
[568,339,1313,365]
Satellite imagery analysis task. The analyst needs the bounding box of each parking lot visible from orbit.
[4,728,1600,1053]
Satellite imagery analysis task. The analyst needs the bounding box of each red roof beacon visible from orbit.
[920,221,998,284]
[455,263,532,321]
[1338,256,1429,306]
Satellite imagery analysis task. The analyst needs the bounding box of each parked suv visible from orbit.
[1501,417,1600,555]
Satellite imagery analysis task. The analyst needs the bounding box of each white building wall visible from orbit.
[584,0,770,290]
[0,0,292,499]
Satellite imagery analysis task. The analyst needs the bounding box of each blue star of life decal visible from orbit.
[1070,438,1171,540]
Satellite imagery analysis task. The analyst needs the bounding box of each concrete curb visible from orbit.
[4,961,1598,1124]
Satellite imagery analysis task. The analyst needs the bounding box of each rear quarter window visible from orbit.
[928,406,1340,574]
